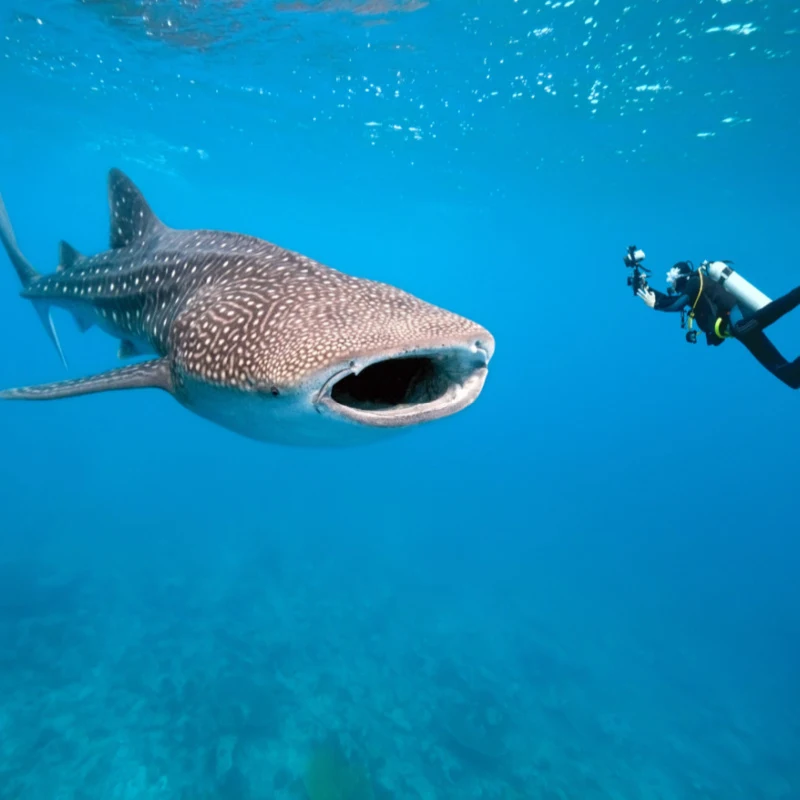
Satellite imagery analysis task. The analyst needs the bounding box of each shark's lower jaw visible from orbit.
[315,343,491,428]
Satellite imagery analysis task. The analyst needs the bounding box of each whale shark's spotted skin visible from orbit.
[0,169,495,446]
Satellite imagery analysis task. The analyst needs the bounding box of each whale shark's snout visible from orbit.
[237,274,495,438]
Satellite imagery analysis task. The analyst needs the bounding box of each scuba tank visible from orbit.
[704,260,771,314]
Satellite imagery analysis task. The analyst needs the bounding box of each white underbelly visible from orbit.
[177,377,398,447]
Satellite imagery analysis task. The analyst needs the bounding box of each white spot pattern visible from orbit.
[24,169,489,393]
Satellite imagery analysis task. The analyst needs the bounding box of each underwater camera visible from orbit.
[624,245,650,295]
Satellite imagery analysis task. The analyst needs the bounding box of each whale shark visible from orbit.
[0,169,495,446]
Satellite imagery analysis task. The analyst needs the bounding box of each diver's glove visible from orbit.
[637,286,656,308]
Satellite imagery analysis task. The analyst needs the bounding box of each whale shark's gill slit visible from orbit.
[330,353,474,412]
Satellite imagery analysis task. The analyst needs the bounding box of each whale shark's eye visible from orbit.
[270,386,279,397]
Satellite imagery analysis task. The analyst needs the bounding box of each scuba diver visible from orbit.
[624,247,800,389]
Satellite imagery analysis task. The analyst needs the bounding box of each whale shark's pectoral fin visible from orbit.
[0,358,173,401]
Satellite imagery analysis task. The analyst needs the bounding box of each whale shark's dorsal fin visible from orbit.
[58,240,84,272]
[107,168,166,249]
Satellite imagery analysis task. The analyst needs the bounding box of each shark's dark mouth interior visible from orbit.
[331,356,450,411]
[318,345,491,426]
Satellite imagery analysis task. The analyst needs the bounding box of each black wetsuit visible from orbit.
[651,274,737,346]
[651,275,800,389]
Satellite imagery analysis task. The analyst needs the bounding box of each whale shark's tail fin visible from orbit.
[0,192,67,367]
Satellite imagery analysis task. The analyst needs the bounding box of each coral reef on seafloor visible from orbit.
[0,547,797,800]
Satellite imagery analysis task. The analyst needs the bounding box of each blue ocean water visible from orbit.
[1,1,799,798]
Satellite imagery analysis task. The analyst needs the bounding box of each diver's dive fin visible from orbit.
[0,358,173,401]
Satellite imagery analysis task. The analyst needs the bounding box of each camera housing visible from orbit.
[624,245,651,294]
[624,247,646,267]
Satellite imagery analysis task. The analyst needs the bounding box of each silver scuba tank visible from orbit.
[703,260,772,314]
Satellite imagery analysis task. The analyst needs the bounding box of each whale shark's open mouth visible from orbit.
[316,344,491,428]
